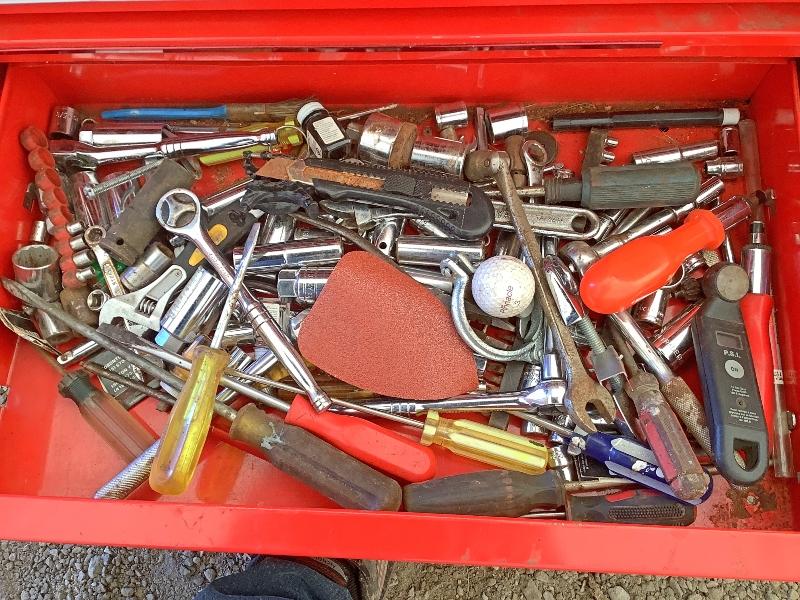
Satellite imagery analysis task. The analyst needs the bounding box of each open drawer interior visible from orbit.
[0,55,799,575]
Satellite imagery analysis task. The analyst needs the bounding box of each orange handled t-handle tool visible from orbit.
[580,209,725,314]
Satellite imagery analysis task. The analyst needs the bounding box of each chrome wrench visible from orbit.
[155,188,331,411]
[466,150,617,432]
[84,225,126,297]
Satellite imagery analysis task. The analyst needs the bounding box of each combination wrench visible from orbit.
[465,150,617,432]
[155,188,331,412]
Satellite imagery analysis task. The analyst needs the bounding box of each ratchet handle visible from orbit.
[741,293,775,453]
[285,395,437,482]
[229,404,402,511]
[580,209,725,314]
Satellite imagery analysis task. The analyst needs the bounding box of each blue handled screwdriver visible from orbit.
[511,412,711,505]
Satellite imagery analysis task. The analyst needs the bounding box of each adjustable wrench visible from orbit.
[99,265,187,335]
[466,150,616,432]
[155,188,331,412]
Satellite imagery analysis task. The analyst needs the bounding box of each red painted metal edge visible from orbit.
[0,495,797,581]
[2,4,800,58]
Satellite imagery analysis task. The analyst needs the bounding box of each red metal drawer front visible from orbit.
[2,3,800,59]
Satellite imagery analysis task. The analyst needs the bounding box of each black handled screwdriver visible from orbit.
[404,470,695,525]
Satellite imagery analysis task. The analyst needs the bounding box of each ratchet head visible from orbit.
[521,378,566,409]
[156,188,204,237]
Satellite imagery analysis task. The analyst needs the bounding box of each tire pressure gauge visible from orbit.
[691,263,768,485]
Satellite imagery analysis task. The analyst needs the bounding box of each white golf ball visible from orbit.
[471,255,536,318]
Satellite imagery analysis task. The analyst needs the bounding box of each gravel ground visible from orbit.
[0,541,797,600]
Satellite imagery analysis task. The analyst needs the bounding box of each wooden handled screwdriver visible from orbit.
[404,469,696,525]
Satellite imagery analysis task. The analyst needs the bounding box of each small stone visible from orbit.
[790,591,800,600]
[708,589,725,600]
[543,592,555,600]
[687,594,704,600]
[120,588,135,598]
[487,578,497,586]
[192,575,205,587]
[20,592,30,600]
[482,593,488,600]
[193,556,201,564]
[8,553,16,561]
[407,586,415,600]
[608,586,630,600]
[146,595,155,600]
[523,581,542,600]
[767,593,780,600]
[87,556,101,579]
[180,566,192,577]
[203,567,217,582]
[534,572,551,584]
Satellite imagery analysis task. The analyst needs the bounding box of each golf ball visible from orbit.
[471,255,536,318]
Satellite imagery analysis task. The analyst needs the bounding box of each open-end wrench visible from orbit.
[155,188,331,412]
[84,226,126,297]
[465,150,617,432]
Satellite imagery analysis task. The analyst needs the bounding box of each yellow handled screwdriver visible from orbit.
[223,372,549,475]
[149,222,261,495]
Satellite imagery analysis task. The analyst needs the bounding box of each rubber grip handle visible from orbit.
[101,106,228,120]
[580,209,725,314]
[403,470,564,516]
[740,293,775,453]
[229,404,402,511]
[566,489,697,525]
[582,163,700,210]
[285,395,437,482]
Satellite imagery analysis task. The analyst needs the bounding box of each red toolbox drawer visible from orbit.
[2,0,800,581]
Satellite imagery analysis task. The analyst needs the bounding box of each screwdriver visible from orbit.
[56,367,156,463]
[149,222,261,495]
[404,469,627,517]
[106,334,437,483]
[510,412,710,504]
[404,469,696,525]
[522,488,697,526]
[188,367,549,475]
[608,326,709,501]
[3,277,401,510]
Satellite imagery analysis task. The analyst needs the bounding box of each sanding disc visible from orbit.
[298,251,479,400]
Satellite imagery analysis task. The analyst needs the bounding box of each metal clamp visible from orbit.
[441,254,543,363]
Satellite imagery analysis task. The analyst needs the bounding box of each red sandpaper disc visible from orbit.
[298,251,478,400]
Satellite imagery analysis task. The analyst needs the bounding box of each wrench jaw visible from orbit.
[563,376,617,433]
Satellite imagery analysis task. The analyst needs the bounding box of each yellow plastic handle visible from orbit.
[149,346,229,495]
[420,411,549,475]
